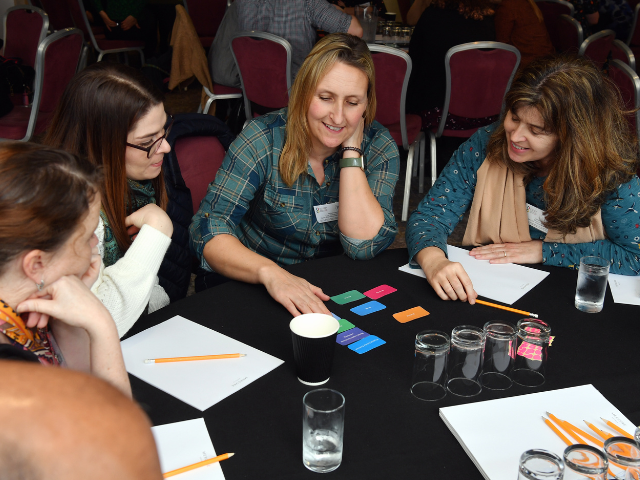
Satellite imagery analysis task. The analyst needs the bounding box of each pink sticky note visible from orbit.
[363,284,397,300]
[517,327,543,361]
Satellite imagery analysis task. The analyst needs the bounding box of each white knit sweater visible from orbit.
[92,218,171,338]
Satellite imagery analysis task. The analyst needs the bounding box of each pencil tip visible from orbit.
[530,313,539,318]
[144,359,153,364]
[240,354,246,357]
[228,453,235,457]
[546,411,552,416]
[600,417,606,422]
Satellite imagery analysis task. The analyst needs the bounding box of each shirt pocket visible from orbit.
[259,188,308,237]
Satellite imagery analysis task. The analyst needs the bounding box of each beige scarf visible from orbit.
[462,158,606,246]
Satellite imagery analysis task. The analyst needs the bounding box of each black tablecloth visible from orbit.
[126,249,640,479]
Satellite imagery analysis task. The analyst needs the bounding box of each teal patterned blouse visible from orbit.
[406,123,640,275]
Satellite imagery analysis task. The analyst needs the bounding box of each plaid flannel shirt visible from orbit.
[190,108,399,270]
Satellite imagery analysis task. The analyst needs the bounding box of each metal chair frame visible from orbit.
[613,39,636,71]
[627,3,640,45]
[558,14,584,50]
[76,0,145,64]
[0,28,83,142]
[3,5,49,61]
[578,28,616,56]
[369,44,426,222]
[534,0,575,14]
[231,31,292,122]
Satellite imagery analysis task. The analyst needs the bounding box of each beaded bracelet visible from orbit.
[339,146,364,156]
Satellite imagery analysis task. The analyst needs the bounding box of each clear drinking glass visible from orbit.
[575,256,610,313]
[447,325,485,397]
[411,330,449,401]
[603,436,640,480]
[518,449,565,480]
[563,444,608,480]
[302,389,345,473]
[480,321,516,390]
[512,319,551,387]
[354,5,378,43]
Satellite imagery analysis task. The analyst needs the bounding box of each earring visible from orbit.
[36,280,44,291]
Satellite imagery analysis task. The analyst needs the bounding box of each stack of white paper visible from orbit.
[152,418,226,480]
[608,273,640,305]
[399,245,550,304]
[121,316,284,411]
[439,385,635,480]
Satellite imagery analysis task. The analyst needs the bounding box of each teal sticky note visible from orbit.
[331,290,366,305]
[337,319,355,333]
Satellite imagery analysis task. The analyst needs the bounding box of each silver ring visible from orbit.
[503,250,507,257]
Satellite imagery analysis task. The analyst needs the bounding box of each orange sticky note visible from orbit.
[393,306,429,323]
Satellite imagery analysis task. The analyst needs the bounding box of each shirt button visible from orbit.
[204,213,209,218]
[326,182,330,186]
[280,202,285,207]
[316,231,320,236]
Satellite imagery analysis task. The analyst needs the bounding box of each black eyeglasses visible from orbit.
[126,114,174,159]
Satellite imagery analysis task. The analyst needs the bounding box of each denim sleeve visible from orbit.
[306,0,352,32]
[189,120,270,271]
[542,175,640,275]
[406,128,491,264]
[340,128,400,260]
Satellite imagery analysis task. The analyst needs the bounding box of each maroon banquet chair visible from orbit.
[555,14,584,53]
[535,0,574,50]
[611,39,636,70]
[33,0,75,31]
[579,30,616,70]
[427,42,520,199]
[183,0,227,48]
[0,28,84,141]
[69,0,145,64]
[627,4,640,63]
[3,6,49,69]
[608,59,640,153]
[231,31,292,122]
[368,44,425,222]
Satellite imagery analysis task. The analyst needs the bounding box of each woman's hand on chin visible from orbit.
[16,276,112,333]
[469,240,543,264]
[259,264,332,317]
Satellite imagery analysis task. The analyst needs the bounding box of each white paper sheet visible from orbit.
[121,316,284,411]
[439,385,634,480]
[399,245,550,305]
[152,418,225,480]
[608,273,640,305]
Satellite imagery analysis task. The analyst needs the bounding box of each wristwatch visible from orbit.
[339,156,365,172]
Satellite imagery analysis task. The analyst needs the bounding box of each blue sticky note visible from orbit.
[336,327,370,345]
[330,312,341,321]
[350,301,386,316]
[348,335,386,354]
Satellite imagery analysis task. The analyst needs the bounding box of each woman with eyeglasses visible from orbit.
[43,63,174,338]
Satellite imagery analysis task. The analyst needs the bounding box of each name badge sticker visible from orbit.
[314,202,339,223]
[526,203,548,233]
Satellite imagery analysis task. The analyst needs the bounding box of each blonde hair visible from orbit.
[280,33,377,186]
[486,54,638,235]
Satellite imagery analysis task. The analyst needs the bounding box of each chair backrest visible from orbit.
[231,32,292,121]
[183,0,227,47]
[3,6,49,68]
[536,0,574,49]
[68,0,96,45]
[37,0,75,30]
[555,14,584,53]
[628,3,640,45]
[608,59,640,147]
[368,44,411,149]
[175,136,227,211]
[579,29,616,69]
[439,42,521,137]
[612,39,636,71]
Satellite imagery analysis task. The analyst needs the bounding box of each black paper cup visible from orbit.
[290,314,340,386]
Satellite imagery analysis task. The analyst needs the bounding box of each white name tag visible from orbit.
[526,203,548,233]
[314,202,339,223]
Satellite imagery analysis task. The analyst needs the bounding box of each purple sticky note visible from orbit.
[336,327,370,345]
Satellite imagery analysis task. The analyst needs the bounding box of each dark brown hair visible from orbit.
[42,62,167,253]
[0,142,101,274]
[486,54,638,235]
[433,0,495,19]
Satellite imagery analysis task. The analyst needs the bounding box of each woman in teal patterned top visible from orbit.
[406,55,639,304]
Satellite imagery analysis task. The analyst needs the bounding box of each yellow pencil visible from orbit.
[584,420,614,440]
[547,413,604,447]
[601,418,634,439]
[163,452,234,478]
[474,299,538,318]
[145,354,246,364]
[543,416,573,446]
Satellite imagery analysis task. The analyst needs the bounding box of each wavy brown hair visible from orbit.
[42,62,167,253]
[0,142,101,274]
[486,54,638,235]
[280,33,377,186]
[433,0,495,20]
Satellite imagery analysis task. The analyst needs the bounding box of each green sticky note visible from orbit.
[331,290,366,305]
[337,319,356,333]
